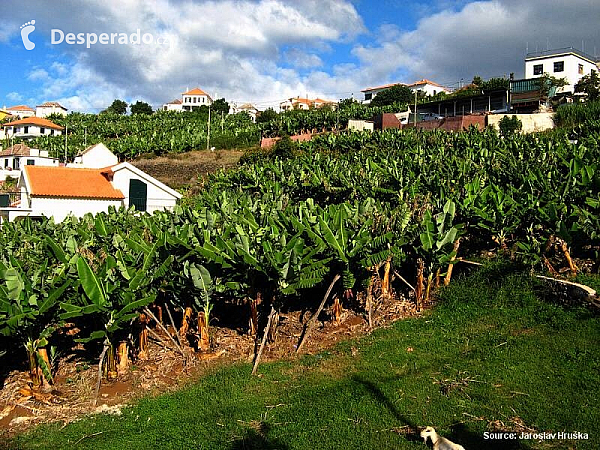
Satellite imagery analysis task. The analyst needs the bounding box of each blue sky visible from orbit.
[1,0,599,112]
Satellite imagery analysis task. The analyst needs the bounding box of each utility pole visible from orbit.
[206,104,211,151]
[64,124,68,164]
[414,91,418,125]
[84,126,87,147]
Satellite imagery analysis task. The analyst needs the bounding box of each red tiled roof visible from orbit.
[408,79,445,88]
[36,101,67,109]
[361,82,405,92]
[0,143,34,157]
[24,166,124,199]
[182,88,209,96]
[7,105,34,112]
[168,99,182,104]
[2,117,64,130]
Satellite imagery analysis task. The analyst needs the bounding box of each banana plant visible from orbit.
[0,256,71,386]
[417,200,464,304]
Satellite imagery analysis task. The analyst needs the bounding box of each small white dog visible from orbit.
[420,426,466,450]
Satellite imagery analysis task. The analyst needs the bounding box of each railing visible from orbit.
[525,47,598,62]
[0,191,22,208]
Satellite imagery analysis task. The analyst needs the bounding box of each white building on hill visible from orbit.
[525,48,599,94]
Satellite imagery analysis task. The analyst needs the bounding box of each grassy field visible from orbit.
[4,263,599,450]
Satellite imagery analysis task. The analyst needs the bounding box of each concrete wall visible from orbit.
[260,132,316,148]
[403,115,486,131]
[487,113,554,132]
[348,120,374,131]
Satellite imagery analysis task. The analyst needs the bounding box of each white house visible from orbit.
[5,105,35,118]
[36,102,68,118]
[361,79,451,104]
[525,48,599,94]
[279,97,336,112]
[162,88,213,112]
[68,143,119,168]
[407,79,451,97]
[0,152,182,222]
[162,98,183,112]
[2,117,64,139]
[230,103,259,122]
[0,143,59,182]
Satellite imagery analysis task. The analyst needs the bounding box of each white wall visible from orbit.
[487,113,555,133]
[4,125,63,138]
[112,167,179,213]
[36,106,67,118]
[24,197,123,222]
[70,143,119,168]
[525,53,597,93]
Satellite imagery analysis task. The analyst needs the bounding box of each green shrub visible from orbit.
[498,115,522,136]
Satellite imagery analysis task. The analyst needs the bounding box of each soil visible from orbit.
[0,287,422,439]
[130,149,244,190]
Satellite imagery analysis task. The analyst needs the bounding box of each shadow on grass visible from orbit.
[352,375,528,449]
[229,422,289,450]
[351,375,422,443]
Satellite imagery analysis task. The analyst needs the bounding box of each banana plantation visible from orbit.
[14,101,405,161]
[1,123,599,400]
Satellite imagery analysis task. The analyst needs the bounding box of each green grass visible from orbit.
[4,263,600,450]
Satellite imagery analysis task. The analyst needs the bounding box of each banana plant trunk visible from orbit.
[105,343,118,381]
[117,341,129,375]
[138,313,149,360]
[197,312,210,352]
[249,292,262,336]
[179,306,194,341]
[416,258,424,311]
[381,257,392,298]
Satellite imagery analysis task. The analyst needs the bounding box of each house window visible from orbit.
[13,158,20,170]
[50,129,55,136]
[193,97,196,103]
[554,61,564,72]
[27,159,35,165]
[129,179,147,212]
[23,126,29,134]
[40,127,45,134]
[364,93,372,101]
[578,64,584,75]
[533,64,543,75]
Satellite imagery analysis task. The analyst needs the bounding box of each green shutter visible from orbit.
[129,179,147,211]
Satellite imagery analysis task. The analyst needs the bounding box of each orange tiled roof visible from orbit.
[37,101,67,109]
[24,166,124,199]
[168,99,182,104]
[7,105,34,112]
[182,88,209,96]
[2,117,64,130]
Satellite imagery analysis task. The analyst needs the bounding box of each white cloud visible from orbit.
[6,92,23,102]
[351,0,600,89]
[1,0,599,111]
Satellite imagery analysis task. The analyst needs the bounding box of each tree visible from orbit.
[211,98,229,116]
[130,101,153,115]
[575,71,600,101]
[104,99,128,115]
[370,84,413,107]
[256,108,278,124]
[536,73,568,99]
